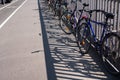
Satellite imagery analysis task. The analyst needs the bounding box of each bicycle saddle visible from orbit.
[83,3,89,7]
[105,13,114,19]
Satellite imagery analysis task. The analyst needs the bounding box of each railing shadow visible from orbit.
[38,0,120,80]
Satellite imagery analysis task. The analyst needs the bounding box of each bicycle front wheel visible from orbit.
[102,32,120,75]
[77,23,91,54]
[59,13,72,34]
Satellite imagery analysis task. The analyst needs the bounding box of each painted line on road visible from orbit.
[0,0,18,11]
[0,0,27,29]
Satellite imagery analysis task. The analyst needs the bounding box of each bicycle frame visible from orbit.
[86,19,108,51]
[72,3,89,34]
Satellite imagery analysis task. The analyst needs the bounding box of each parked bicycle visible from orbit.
[77,9,120,75]
[59,0,89,36]
[59,0,77,34]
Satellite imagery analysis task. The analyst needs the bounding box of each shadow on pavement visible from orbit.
[38,0,120,80]
[38,0,57,80]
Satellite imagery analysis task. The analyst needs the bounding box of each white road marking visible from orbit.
[0,0,27,29]
[0,0,18,11]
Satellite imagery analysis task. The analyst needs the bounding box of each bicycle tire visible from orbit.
[77,23,91,54]
[102,32,120,75]
[59,12,73,34]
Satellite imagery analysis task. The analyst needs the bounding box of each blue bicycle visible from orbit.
[77,10,120,75]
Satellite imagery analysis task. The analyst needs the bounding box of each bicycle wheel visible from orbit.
[102,32,120,75]
[59,12,73,34]
[77,23,91,54]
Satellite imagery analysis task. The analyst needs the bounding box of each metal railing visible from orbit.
[80,0,120,39]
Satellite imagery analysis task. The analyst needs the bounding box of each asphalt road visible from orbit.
[0,0,25,25]
[0,0,47,80]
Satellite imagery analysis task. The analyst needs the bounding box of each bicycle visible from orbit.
[77,9,120,75]
[59,0,77,34]
[59,0,89,35]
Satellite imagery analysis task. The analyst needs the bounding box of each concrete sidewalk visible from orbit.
[0,0,47,80]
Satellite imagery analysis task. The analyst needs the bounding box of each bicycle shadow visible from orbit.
[38,0,120,80]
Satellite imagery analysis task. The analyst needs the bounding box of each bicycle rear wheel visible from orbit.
[77,23,91,54]
[102,32,120,75]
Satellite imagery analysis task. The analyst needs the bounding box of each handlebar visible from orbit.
[79,9,114,20]
[83,3,89,7]
[89,9,114,19]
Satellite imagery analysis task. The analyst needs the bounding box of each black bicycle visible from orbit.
[59,0,89,35]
